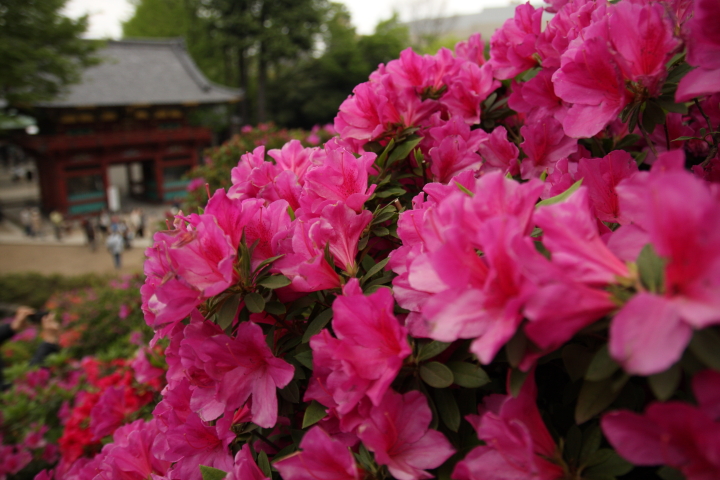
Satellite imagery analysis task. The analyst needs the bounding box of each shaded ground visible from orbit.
[0,244,146,275]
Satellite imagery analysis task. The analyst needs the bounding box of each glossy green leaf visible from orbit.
[509,368,529,397]
[258,451,272,478]
[362,257,390,283]
[302,400,327,428]
[387,135,423,168]
[244,292,265,313]
[279,380,300,403]
[636,244,666,293]
[448,361,490,388]
[575,377,625,424]
[585,345,620,381]
[536,179,583,207]
[258,275,292,289]
[200,465,227,480]
[417,341,451,362]
[217,294,241,330]
[302,308,333,343]
[689,328,720,370]
[420,362,454,388]
[649,363,681,401]
[434,388,461,432]
[264,301,286,316]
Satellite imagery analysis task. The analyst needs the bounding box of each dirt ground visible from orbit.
[0,244,147,276]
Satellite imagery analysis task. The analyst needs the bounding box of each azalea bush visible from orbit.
[0,276,166,480]
[44,0,720,479]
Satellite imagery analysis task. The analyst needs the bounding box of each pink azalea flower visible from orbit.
[306,279,411,417]
[553,35,629,138]
[676,0,720,101]
[575,150,638,224]
[441,62,499,124]
[533,186,629,285]
[453,371,564,480]
[358,390,455,480]
[275,426,360,480]
[454,33,486,66]
[477,126,520,176]
[488,2,543,79]
[602,370,720,480]
[519,114,578,179]
[184,321,294,428]
[335,81,392,141]
[267,139,319,182]
[318,203,372,274]
[301,139,377,215]
[226,444,269,480]
[98,419,171,480]
[610,163,720,374]
[274,218,342,292]
[164,412,234,480]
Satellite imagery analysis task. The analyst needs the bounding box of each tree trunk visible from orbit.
[238,46,250,125]
[257,40,267,123]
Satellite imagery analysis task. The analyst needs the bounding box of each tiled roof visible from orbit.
[38,39,242,108]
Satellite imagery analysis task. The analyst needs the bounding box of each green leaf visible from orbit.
[434,388,461,432]
[374,138,395,169]
[302,308,333,343]
[562,344,593,382]
[509,368,529,397]
[362,257,390,283]
[264,301,286,316]
[656,97,688,114]
[387,135,423,168]
[258,451,272,478]
[657,466,685,480]
[302,400,327,428]
[375,187,408,198]
[447,361,490,388]
[614,134,642,150]
[648,363,681,401]
[363,271,395,290]
[294,350,313,369]
[575,377,625,424]
[536,179,583,207]
[584,448,614,468]
[583,451,633,477]
[200,465,227,480]
[564,425,582,463]
[280,380,300,403]
[417,341,451,362]
[636,244,666,293]
[585,345,619,381]
[254,254,285,272]
[372,208,397,224]
[454,181,474,197]
[258,275,292,289]
[671,136,698,142]
[505,330,527,368]
[217,294,241,330]
[580,425,603,464]
[356,443,375,471]
[689,328,720,370]
[420,362,454,388]
[642,100,666,134]
[244,292,265,314]
[372,227,390,237]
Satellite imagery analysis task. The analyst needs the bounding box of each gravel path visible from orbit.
[0,244,146,276]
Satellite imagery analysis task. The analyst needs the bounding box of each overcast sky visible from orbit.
[63,0,513,38]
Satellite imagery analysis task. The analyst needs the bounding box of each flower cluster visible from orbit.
[26,0,720,478]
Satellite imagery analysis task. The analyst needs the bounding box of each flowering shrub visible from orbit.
[0,276,166,480]
[24,0,720,478]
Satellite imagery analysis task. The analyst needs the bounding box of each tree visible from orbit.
[267,5,409,128]
[201,0,327,123]
[122,0,228,86]
[0,0,98,106]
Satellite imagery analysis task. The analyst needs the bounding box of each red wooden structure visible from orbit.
[19,40,242,215]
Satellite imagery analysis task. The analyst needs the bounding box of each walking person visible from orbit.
[82,218,97,252]
[106,231,124,270]
[49,210,63,241]
[20,208,32,236]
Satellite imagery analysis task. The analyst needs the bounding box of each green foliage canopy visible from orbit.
[0,0,98,105]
